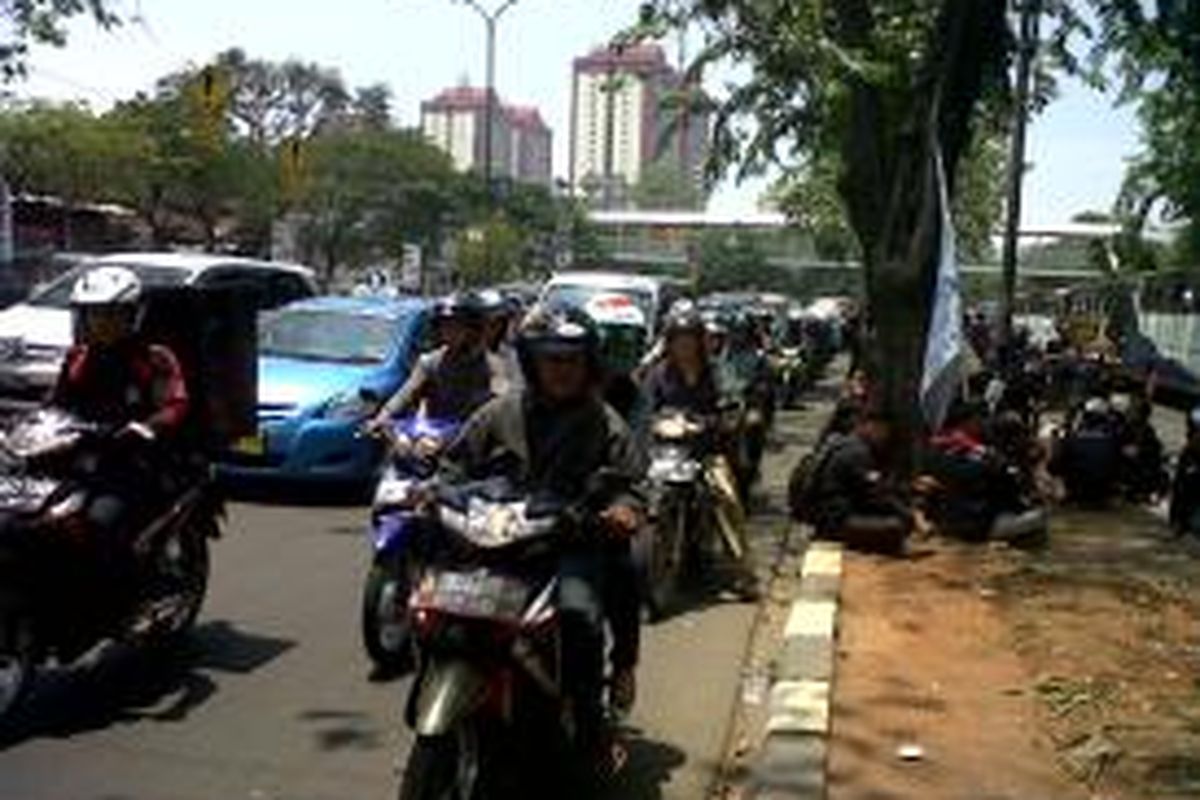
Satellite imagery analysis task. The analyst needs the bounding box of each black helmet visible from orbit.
[516,306,601,382]
[477,288,508,317]
[663,309,706,340]
[433,291,488,324]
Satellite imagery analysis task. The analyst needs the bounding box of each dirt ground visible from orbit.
[828,505,1200,800]
[828,540,1087,800]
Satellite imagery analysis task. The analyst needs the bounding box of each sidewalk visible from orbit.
[827,506,1200,800]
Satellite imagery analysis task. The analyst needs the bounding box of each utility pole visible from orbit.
[999,0,1042,348]
[454,0,518,204]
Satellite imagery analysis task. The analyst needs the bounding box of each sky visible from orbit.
[13,0,1142,226]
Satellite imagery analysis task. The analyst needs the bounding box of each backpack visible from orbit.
[788,433,844,523]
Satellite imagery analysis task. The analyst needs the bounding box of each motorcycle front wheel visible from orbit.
[0,613,34,723]
[399,722,504,800]
[361,562,412,673]
[636,498,685,621]
[151,516,213,645]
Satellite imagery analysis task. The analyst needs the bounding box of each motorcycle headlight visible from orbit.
[47,490,87,520]
[323,390,373,421]
[374,477,419,508]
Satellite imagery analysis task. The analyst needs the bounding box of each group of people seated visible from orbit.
[794,321,1200,553]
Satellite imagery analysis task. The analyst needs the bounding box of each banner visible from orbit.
[920,149,966,430]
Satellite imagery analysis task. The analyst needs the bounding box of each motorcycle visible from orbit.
[772,346,806,409]
[397,475,611,799]
[360,416,460,673]
[634,412,707,619]
[0,409,221,722]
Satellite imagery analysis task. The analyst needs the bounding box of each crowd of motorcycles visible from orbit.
[0,289,843,799]
[358,302,842,798]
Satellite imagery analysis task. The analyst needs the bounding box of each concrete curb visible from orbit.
[750,540,844,799]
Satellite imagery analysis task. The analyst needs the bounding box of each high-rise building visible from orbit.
[420,86,552,187]
[507,106,553,187]
[568,43,710,209]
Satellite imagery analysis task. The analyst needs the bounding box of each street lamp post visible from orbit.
[999,0,1042,348]
[454,0,518,202]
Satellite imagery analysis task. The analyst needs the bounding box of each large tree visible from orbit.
[1110,2,1200,267]
[634,1,1197,463]
[293,128,458,281]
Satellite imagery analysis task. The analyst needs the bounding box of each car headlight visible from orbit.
[323,391,373,421]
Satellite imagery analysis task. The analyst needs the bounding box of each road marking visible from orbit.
[801,542,843,578]
[783,599,837,640]
[766,680,830,735]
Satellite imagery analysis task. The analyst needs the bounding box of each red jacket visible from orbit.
[53,342,189,435]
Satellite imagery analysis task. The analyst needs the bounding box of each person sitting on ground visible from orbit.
[1118,395,1168,502]
[1169,406,1200,537]
[1050,396,1122,506]
[921,401,1030,541]
[807,410,913,553]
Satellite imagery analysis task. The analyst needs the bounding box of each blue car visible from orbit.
[219,295,431,488]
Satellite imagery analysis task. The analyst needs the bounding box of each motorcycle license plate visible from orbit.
[420,570,528,621]
[232,433,265,456]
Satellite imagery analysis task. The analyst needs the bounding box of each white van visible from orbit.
[539,272,685,338]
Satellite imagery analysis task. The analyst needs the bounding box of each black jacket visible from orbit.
[440,389,647,513]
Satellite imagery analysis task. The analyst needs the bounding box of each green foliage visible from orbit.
[0,46,595,274]
[632,156,704,211]
[454,216,526,288]
[0,0,118,81]
[696,229,769,293]
[294,128,457,279]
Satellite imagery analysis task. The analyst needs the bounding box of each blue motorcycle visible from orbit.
[360,416,460,673]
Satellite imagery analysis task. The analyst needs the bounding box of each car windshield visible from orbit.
[258,308,402,364]
[543,284,654,323]
[29,263,193,308]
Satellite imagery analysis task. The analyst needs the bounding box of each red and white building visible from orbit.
[568,43,710,208]
[420,86,552,187]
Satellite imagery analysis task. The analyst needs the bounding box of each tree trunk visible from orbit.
[833,0,1007,474]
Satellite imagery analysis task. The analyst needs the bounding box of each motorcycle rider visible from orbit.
[479,288,524,389]
[365,292,509,433]
[642,310,754,592]
[49,266,190,591]
[438,308,647,769]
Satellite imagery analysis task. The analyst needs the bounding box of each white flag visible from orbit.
[920,148,965,430]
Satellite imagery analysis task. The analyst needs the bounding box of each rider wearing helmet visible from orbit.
[366,291,510,428]
[641,308,754,592]
[642,309,720,415]
[50,266,191,594]
[52,266,188,441]
[478,288,524,389]
[439,306,647,768]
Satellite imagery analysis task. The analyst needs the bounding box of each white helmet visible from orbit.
[70,266,142,307]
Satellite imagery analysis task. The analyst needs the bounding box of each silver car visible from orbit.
[0,252,318,412]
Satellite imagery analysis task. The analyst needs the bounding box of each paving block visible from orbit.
[766,680,830,735]
[783,599,837,640]
[751,732,827,800]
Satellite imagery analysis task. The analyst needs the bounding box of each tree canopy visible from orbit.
[0,0,118,81]
[631,0,1200,455]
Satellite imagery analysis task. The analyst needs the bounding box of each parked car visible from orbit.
[0,252,317,412]
[218,295,431,488]
[540,271,685,338]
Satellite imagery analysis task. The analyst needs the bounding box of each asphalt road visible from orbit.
[0,447,801,800]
